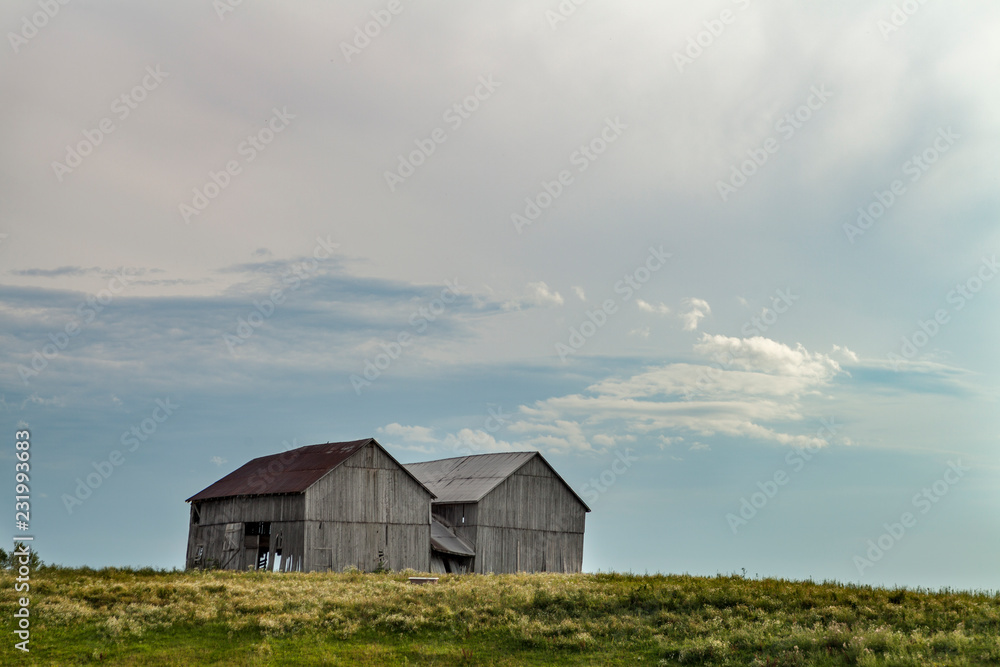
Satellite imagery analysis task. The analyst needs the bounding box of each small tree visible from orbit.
[0,543,43,569]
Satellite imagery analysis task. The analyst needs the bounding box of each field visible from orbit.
[2,567,999,665]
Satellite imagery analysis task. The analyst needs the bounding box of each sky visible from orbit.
[1,1,998,591]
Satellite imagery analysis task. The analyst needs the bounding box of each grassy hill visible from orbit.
[2,567,999,665]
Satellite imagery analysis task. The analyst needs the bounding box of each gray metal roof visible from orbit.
[404,451,590,510]
[430,517,476,557]
[404,452,536,503]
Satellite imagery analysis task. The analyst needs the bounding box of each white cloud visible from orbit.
[506,418,594,453]
[679,298,711,331]
[376,424,523,458]
[659,435,683,448]
[572,286,586,301]
[210,456,227,466]
[377,423,437,443]
[505,334,851,454]
[503,282,564,310]
[592,433,636,448]
[442,429,522,455]
[637,299,671,315]
[693,334,848,380]
[831,344,860,364]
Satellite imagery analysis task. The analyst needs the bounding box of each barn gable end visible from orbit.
[404,451,590,574]
[303,442,432,572]
[470,453,587,574]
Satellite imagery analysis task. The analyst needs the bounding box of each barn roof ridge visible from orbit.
[186,437,436,502]
[404,450,591,512]
[404,450,541,464]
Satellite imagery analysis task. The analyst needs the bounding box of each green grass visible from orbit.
[2,567,999,665]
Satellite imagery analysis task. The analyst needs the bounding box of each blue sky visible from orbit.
[1,0,998,591]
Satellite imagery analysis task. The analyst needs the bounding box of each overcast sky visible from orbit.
[2,0,998,590]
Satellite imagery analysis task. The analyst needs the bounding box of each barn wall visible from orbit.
[185,495,306,571]
[474,526,584,574]
[302,443,431,572]
[303,522,429,572]
[471,456,587,574]
[194,494,304,525]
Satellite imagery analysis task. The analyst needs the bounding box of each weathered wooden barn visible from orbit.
[184,439,434,572]
[185,440,589,574]
[404,452,590,574]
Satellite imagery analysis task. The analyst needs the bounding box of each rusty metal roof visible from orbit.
[404,451,590,510]
[186,438,434,502]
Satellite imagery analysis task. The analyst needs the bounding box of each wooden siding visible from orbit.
[474,526,584,574]
[301,442,431,572]
[193,494,304,525]
[304,443,430,524]
[185,494,306,571]
[304,522,429,572]
[470,455,586,573]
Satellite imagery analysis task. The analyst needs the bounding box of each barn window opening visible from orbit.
[245,521,270,536]
[191,503,201,525]
[194,544,204,564]
[271,533,284,572]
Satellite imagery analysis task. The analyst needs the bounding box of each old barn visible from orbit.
[405,452,590,574]
[184,439,434,572]
[185,439,589,574]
